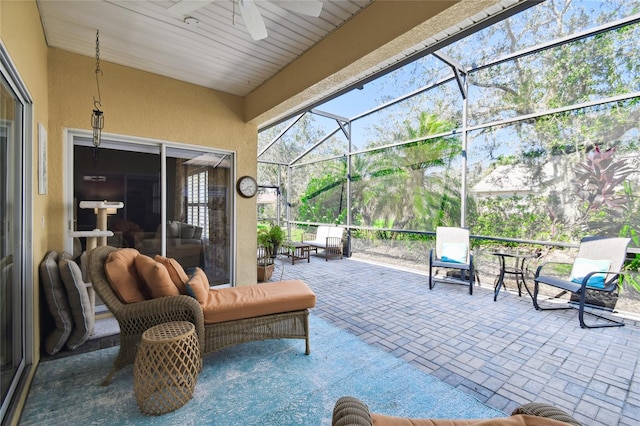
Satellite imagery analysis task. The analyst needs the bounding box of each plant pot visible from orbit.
[257,263,275,282]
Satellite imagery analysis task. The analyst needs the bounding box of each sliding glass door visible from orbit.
[165,148,232,285]
[0,58,27,421]
[72,137,234,301]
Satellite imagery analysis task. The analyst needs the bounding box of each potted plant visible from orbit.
[257,229,273,282]
[267,224,286,257]
[257,223,286,281]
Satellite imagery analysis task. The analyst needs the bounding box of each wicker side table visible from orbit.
[134,321,202,415]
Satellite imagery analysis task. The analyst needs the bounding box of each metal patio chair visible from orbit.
[429,227,475,295]
[532,236,630,328]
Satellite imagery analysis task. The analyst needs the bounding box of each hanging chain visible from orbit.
[94,30,102,108]
[232,1,236,25]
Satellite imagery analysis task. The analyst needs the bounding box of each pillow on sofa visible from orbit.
[135,254,180,298]
[59,254,95,350]
[180,223,197,239]
[39,251,73,355]
[104,248,148,303]
[186,267,210,305]
[168,221,181,239]
[154,255,189,294]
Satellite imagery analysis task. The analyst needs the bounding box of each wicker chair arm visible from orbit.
[116,295,206,349]
[332,396,372,426]
[512,402,582,425]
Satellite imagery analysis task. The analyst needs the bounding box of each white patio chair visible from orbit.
[429,227,475,295]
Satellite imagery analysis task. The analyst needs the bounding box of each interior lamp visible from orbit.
[91,30,104,148]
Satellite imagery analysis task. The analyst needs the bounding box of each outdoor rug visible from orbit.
[20,315,505,425]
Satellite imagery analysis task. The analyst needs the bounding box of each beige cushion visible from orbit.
[154,255,189,294]
[104,248,148,303]
[58,254,95,350]
[135,254,180,298]
[201,280,316,324]
[371,414,572,426]
[39,251,73,355]
[186,267,210,305]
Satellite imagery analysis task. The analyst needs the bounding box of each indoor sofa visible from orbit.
[134,220,205,269]
[88,246,316,385]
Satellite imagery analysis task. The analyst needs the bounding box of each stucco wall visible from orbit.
[47,48,258,285]
[1,0,51,419]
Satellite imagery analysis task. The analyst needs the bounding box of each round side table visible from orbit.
[134,321,202,415]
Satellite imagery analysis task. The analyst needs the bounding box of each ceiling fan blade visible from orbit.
[167,0,214,16]
[271,0,323,17]
[238,0,268,41]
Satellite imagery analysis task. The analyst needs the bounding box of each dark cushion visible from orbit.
[39,251,73,355]
[193,226,203,239]
[58,254,95,350]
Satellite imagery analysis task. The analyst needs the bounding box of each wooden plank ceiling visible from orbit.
[37,0,372,97]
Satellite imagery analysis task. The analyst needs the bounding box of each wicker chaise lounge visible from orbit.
[332,396,582,426]
[88,246,315,385]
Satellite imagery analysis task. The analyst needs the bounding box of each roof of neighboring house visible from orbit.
[257,192,278,204]
[471,163,557,197]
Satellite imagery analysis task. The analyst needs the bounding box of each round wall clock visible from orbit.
[236,175,258,198]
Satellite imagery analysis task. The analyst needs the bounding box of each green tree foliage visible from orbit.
[296,159,347,224]
[350,112,461,231]
[259,0,640,249]
[472,194,571,243]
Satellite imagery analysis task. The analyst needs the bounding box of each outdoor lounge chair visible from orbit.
[88,246,315,385]
[532,236,630,329]
[429,227,475,295]
[332,396,582,425]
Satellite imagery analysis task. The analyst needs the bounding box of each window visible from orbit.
[187,171,209,239]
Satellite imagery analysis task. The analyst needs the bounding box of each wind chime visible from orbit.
[91,30,104,164]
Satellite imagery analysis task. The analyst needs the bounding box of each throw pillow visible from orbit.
[184,282,198,299]
[570,257,611,289]
[187,267,210,305]
[440,242,468,264]
[39,251,73,355]
[135,255,180,298]
[58,255,95,350]
[180,223,197,239]
[154,255,189,294]
[104,248,148,303]
[167,221,181,238]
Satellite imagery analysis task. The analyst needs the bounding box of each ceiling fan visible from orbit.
[167,0,324,41]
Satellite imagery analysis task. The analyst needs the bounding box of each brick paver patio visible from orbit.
[273,252,640,425]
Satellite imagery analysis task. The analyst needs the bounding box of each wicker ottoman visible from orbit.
[133,321,202,415]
